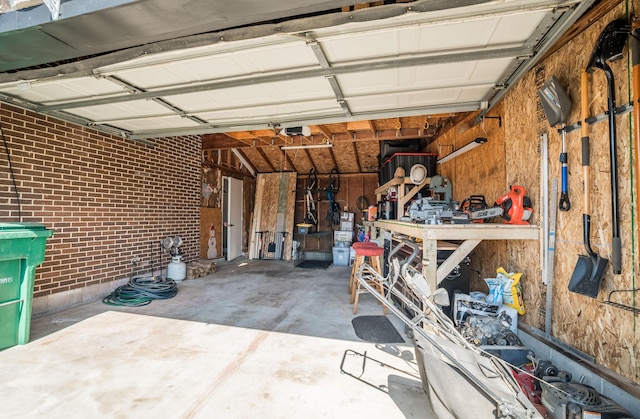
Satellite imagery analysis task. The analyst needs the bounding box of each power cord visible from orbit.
[0,123,22,221]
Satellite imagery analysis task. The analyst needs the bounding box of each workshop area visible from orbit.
[0,0,639,417]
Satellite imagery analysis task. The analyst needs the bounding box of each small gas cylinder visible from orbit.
[167,256,186,282]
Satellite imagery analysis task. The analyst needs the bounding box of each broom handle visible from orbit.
[581,68,590,216]
[632,27,640,260]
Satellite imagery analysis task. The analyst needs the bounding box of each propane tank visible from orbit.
[167,256,186,282]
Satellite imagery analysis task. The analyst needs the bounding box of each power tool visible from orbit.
[494,186,533,225]
[460,195,503,223]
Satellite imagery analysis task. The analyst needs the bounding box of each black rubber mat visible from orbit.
[296,260,332,269]
[351,315,405,343]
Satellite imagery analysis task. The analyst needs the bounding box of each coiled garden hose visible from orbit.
[102,276,178,306]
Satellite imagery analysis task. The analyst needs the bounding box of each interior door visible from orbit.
[226,177,243,261]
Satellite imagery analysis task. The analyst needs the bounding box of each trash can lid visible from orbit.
[0,222,49,231]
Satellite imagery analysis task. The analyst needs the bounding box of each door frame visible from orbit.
[223,176,243,261]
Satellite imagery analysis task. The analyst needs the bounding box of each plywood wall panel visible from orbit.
[428,4,638,383]
[250,172,297,260]
[333,141,358,173]
[355,141,380,172]
[523,6,637,381]
[200,207,222,259]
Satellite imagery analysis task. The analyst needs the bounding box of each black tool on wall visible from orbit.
[585,18,630,275]
[538,75,573,211]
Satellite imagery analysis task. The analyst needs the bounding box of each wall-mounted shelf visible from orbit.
[375,167,430,220]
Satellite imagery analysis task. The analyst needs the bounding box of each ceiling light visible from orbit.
[281,144,333,150]
[437,137,487,164]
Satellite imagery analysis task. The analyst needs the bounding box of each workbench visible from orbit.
[363,220,539,292]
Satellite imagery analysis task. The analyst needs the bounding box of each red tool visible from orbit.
[494,186,533,225]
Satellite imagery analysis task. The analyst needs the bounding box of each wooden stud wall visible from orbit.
[202,150,255,253]
[293,173,378,253]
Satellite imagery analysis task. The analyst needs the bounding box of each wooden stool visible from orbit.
[349,242,379,294]
[350,245,387,315]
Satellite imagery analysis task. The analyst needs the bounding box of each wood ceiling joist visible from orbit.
[304,148,317,172]
[225,132,256,144]
[202,133,246,149]
[203,130,434,150]
[233,148,257,175]
[346,120,375,132]
[313,124,333,140]
[352,142,362,173]
[256,147,276,172]
[328,147,339,172]
[284,151,297,172]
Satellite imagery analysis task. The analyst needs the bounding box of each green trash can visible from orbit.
[0,223,54,350]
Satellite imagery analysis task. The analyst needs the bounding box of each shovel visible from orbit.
[584,19,629,274]
[568,69,609,298]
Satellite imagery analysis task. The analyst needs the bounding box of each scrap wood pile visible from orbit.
[186,260,217,279]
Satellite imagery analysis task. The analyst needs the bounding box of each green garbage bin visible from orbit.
[0,223,54,350]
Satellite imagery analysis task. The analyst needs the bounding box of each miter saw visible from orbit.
[494,185,533,225]
[405,176,503,224]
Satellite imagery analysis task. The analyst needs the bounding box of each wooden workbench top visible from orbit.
[373,220,539,241]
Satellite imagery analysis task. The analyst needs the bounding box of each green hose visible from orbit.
[102,276,178,306]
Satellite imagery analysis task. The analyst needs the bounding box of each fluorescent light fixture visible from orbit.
[231,148,256,176]
[437,137,487,164]
[281,144,333,150]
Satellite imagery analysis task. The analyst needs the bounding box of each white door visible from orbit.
[226,177,243,261]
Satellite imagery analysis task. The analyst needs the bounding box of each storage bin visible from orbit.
[339,220,353,231]
[340,212,354,222]
[332,246,350,266]
[334,231,352,242]
[0,223,54,350]
[297,223,313,234]
[380,139,421,160]
[334,241,351,248]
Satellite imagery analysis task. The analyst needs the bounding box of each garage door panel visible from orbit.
[102,41,319,90]
[320,11,548,64]
[347,86,490,113]
[338,60,509,96]
[70,100,173,122]
[195,98,342,122]
[170,77,334,112]
[99,115,201,132]
[0,77,122,104]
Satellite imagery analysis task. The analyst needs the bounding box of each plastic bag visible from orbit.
[484,277,506,305]
[496,267,525,315]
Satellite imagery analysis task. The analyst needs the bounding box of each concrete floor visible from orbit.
[0,259,435,418]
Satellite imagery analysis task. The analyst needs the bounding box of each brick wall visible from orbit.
[0,104,201,299]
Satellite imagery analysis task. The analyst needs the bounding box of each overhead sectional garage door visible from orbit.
[0,0,595,143]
